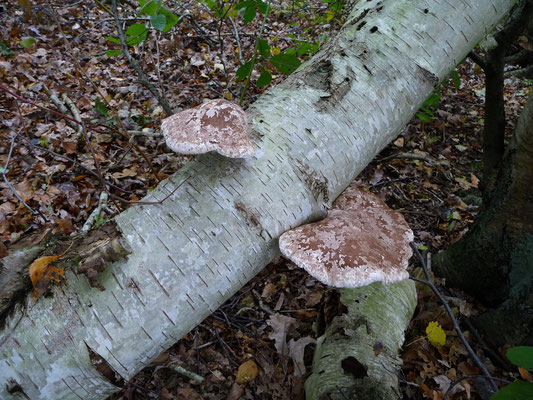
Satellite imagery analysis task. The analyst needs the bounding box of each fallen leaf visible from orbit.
[29,254,65,301]
[236,359,259,383]
[426,321,446,347]
[267,314,297,355]
[288,337,315,377]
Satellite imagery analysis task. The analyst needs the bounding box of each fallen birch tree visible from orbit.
[0,0,516,398]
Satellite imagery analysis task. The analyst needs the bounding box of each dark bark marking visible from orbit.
[416,64,439,88]
[86,344,124,388]
[6,378,30,398]
[234,201,264,233]
[341,356,368,379]
[290,158,330,207]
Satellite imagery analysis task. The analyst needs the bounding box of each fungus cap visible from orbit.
[279,187,413,288]
[161,99,256,158]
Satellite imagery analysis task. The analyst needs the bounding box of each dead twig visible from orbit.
[409,243,498,396]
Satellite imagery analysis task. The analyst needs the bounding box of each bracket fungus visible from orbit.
[161,99,257,158]
[279,187,413,288]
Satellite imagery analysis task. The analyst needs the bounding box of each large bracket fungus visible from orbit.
[161,99,257,158]
[279,186,413,288]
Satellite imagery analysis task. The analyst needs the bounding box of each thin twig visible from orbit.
[81,192,113,232]
[62,93,83,135]
[167,364,205,383]
[228,16,244,64]
[409,243,498,395]
[378,152,448,166]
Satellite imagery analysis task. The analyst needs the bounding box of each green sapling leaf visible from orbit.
[106,50,123,57]
[270,54,301,74]
[256,70,272,87]
[507,347,533,370]
[491,381,533,400]
[236,61,253,81]
[150,14,166,31]
[126,23,148,36]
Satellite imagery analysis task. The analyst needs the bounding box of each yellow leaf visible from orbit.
[236,359,258,384]
[426,321,446,347]
[29,254,66,301]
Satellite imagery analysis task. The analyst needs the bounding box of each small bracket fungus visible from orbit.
[161,99,256,158]
[279,187,413,288]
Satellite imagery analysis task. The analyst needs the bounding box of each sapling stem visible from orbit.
[239,0,272,105]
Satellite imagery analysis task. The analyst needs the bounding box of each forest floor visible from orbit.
[0,0,532,399]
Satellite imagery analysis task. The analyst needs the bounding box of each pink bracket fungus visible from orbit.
[161,99,257,158]
[279,186,413,288]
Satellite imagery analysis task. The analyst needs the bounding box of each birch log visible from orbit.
[0,0,515,398]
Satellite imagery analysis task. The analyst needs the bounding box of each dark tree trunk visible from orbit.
[479,0,533,195]
[434,94,533,346]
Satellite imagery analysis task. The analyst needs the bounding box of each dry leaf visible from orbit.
[29,254,66,301]
[288,337,315,377]
[236,360,258,383]
[267,314,297,355]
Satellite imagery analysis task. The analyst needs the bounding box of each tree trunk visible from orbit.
[305,280,417,400]
[434,93,533,346]
[0,0,516,398]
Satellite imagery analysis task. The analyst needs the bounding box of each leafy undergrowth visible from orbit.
[0,0,532,399]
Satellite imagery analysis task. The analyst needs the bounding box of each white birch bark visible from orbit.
[0,0,515,398]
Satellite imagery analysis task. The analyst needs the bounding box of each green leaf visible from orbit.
[203,0,217,10]
[94,97,109,117]
[256,70,272,87]
[242,5,256,23]
[450,70,461,89]
[270,53,301,74]
[235,0,255,9]
[126,35,147,45]
[491,381,533,400]
[507,347,533,370]
[236,61,253,81]
[138,0,157,15]
[105,36,121,44]
[126,23,148,36]
[418,245,429,251]
[150,14,166,31]
[297,42,311,56]
[422,92,441,107]
[285,48,296,55]
[0,41,13,56]
[21,37,36,49]
[160,10,178,32]
[416,112,431,123]
[256,0,269,14]
[258,39,271,58]
[106,50,123,57]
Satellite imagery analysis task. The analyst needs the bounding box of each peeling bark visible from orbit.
[0,0,516,398]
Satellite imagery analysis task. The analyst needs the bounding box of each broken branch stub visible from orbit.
[161,99,257,158]
[279,187,413,288]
